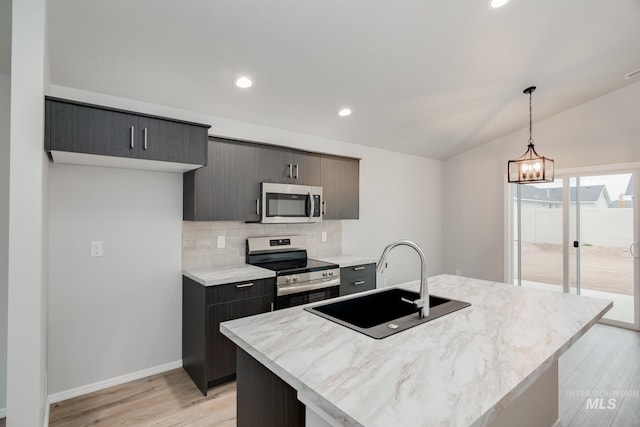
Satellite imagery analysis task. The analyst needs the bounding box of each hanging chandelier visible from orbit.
[507,86,554,183]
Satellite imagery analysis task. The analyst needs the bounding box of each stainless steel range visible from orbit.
[246,235,340,309]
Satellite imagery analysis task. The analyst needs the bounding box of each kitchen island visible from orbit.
[220,274,612,427]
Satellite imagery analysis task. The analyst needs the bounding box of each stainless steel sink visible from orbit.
[305,288,470,339]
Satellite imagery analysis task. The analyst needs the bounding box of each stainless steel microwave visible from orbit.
[261,183,322,224]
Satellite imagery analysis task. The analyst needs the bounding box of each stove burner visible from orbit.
[254,258,339,275]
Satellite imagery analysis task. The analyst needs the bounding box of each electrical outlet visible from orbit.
[90,241,103,257]
[217,235,226,249]
[456,269,462,276]
[321,231,327,242]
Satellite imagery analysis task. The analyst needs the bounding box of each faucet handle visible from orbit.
[401,297,426,309]
[413,298,426,309]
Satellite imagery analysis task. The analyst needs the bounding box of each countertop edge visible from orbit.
[317,255,377,268]
[183,265,275,287]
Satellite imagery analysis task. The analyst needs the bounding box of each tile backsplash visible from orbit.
[182,221,342,270]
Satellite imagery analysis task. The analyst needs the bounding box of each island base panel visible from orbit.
[488,360,559,427]
[236,348,305,427]
[306,408,333,427]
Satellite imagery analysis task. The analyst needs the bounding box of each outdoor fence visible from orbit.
[518,207,633,248]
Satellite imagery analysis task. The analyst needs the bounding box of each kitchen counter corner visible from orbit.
[317,254,377,268]
[182,264,275,286]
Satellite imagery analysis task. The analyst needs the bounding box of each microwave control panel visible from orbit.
[313,195,321,217]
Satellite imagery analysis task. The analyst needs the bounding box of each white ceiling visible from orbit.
[46,0,640,160]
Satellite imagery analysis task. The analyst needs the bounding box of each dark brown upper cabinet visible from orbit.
[320,154,360,220]
[184,137,270,222]
[45,97,210,170]
[183,136,359,221]
[266,146,321,186]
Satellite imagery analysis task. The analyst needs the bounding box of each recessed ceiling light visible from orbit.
[489,0,510,8]
[235,76,253,89]
[338,108,352,117]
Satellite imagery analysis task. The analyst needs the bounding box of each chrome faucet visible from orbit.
[377,240,429,318]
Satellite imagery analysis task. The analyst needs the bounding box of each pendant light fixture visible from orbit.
[507,86,554,183]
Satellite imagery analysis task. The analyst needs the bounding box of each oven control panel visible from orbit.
[276,268,341,296]
[270,238,291,247]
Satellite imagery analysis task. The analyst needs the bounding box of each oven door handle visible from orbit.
[277,277,340,296]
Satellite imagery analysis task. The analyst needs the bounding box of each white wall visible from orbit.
[47,85,443,395]
[48,165,182,394]
[6,0,48,424]
[0,73,10,416]
[342,149,442,285]
[443,82,640,282]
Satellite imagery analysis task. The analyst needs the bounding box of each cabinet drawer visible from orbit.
[206,278,275,305]
[339,263,376,296]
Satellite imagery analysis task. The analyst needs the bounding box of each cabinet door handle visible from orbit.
[294,164,299,179]
[270,302,274,312]
[236,283,254,289]
[143,128,148,150]
[288,163,293,178]
[130,126,135,149]
[322,201,326,216]
[353,266,365,271]
[256,198,260,215]
[353,281,365,286]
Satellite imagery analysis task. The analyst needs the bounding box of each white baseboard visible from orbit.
[48,360,183,404]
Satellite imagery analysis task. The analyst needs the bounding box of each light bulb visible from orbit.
[490,0,510,8]
[235,76,253,89]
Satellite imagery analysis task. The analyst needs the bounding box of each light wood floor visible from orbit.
[559,324,640,426]
[47,324,639,426]
[48,369,236,426]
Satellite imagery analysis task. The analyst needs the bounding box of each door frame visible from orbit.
[505,162,640,331]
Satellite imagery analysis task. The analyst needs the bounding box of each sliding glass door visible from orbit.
[513,178,565,292]
[511,168,639,330]
[570,173,637,325]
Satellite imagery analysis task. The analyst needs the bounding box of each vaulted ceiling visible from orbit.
[46,0,640,159]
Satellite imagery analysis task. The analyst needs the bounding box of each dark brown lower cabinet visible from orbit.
[205,294,273,381]
[237,348,305,427]
[182,276,274,395]
[339,263,376,296]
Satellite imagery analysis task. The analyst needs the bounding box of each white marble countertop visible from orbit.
[317,254,377,268]
[220,274,612,427]
[183,264,275,286]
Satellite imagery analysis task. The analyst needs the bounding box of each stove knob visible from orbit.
[328,271,334,277]
[322,272,328,277]
[293,276,299,282]
[286,276,292,284]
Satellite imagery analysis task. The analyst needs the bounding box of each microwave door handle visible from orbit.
[307,191,313,222]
